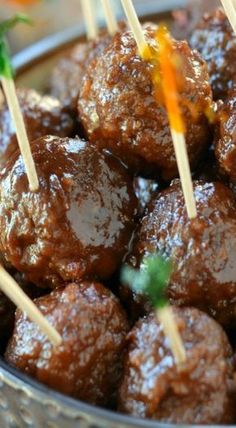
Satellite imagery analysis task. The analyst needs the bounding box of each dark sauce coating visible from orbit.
[78,25,212,180]
[214,90,236,184]
[128,180,236,325]
[190,8,236,100]
[0,88,74,165]
[0,136,138,288]
[118,307,236,424]
[49,34,111,114]
[5,282,129,406]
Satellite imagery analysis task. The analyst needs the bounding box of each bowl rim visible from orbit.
[2,0,232,427]
[0,358,221,428]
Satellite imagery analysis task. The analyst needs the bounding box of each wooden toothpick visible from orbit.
[156,26,197,219]
[120,0,197,219]
[80,0,98,40]
[220,0,236,35]
[101,0,118,35]
[157,306,186,365]
[122,255,186,366]
[1,77,39,191]
[0,265,62,346]
[0,14,39,191]
[120,0,146,55]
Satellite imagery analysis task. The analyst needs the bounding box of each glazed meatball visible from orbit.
[49,33,112,113]
[5,282,129,406]
[128,180,236,325]
[118,307,236,424]
[190,8,236,100]
[214,90,236,184]
[78,25,212,180]
[0,136,137,288]
[0,88,74,165]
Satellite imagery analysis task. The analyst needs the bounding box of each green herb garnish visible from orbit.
[121,254,172,309]
[0,14,32,79]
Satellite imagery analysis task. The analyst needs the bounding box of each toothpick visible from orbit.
[101,0,118,35]
[170,131,197,219]
[157,306,186,365]
[80,0,98,40]
[0,265,62,346]
[122,256,186,367]
[120,2,197,219]
[120,0,146,55]
[220,0,236,35]
[1,77,39,192]
[156,26,197,219]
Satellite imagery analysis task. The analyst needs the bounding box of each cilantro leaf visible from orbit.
[121,254,172,309]
[0,14,32,79]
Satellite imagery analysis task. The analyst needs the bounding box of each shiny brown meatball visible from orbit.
[0,136,137,288]
[0,88,74,165]
[5,282,129,406]
[129,180,236,325]
[190,8,236,100]
[49,34,112,113]
[118,307,236,424]
[78,25,212,180]
[214,90,236,184]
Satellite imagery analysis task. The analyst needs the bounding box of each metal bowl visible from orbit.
[0,1,224,427]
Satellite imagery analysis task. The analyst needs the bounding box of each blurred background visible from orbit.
[0,0,220,53]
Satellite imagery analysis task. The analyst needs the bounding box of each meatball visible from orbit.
[78,25,212,180]
[5,282,129,406]
[118,307,236,424]
[128,180,236,325]
[0,136,137,288]
[214,90,236,184]
[49,33,112,113]
[190,8,236,100]
[0,88,74,165]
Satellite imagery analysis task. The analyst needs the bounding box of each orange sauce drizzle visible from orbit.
[7,0,39,4]
[141,25,185,134]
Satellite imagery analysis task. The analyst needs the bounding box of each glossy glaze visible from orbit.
[49,33,112,113]
[0,88,74,165]
[118,307,236,424]
[5,282,129,406]
[0,136,138,287]
[129,180,236,325]
[78,25,212,180]
[214,90,236,184]
[190,8,236,100]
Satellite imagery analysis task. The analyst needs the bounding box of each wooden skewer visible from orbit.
[80,0,98,40]
[157,306,186,365]
[170,131,197,219]
[1,77,39,192]
[120,0,146,55]
[157,27,197,219]
[101,0,118,35]
[120,0,197,219]
[220,0,236,35]
[0,265,62,346]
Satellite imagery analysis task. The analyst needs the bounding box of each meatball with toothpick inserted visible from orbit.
[78,24,213,181]
[0,136,138,288]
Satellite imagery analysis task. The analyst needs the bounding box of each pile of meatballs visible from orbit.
[1,5,236,425]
